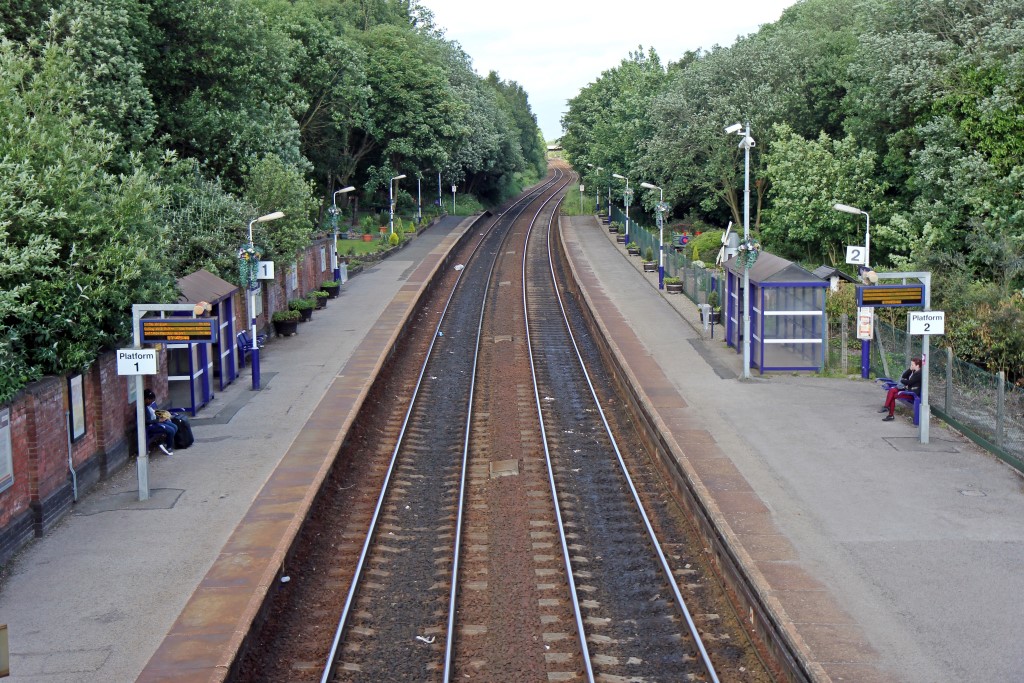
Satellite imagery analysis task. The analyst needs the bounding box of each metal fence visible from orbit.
[609,207,717,306]
[872,320,1023,467]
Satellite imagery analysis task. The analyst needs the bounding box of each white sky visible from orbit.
[423,0,801,141]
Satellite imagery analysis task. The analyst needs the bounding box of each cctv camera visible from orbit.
[724,123,743,135]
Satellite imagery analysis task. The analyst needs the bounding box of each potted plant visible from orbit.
[609,220,621,234]
[311,289,329,309]
[289,296,315,322]
[707,289,721,323]
[643,247,657,272]
[664,276,683,293]
[320,280,341,298]
[360,214,376,242]
[271,309,301,336]
[626,241,640,256]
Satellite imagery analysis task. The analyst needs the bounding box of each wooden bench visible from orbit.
[236,330,267,368]
[876,378,922,425]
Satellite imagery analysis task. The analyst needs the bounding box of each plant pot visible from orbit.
[616,234,626,243]
[627,248,640,256]
[643,261,657,272]
[362,234,373,242]
[608,225,617,233]
[666,283,683,293]
[298,307,313,322]
[273,319,298,336]
[321,285,340,298]
[314,296,327,310]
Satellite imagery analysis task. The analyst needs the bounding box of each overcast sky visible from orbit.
[423,0,800,141]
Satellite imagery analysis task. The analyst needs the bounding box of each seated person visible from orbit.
[144,389,177,454]
[880,357,922,421]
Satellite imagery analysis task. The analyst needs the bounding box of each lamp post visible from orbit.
[833,202,872,377]
[244,210,284,390]
[612,173,631,243]
[641,182,667,289]
[417,175,422,225]
[832,203,870,268]
[587,164,603,212]
[330,186,355,282]
[725,122,755,379]
[389,173,406,234]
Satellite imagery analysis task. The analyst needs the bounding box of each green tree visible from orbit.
[241,154,318,264]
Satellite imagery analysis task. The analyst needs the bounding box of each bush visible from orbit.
[644,247,654,261]
[707,289,720,309]
[360,214,376,234]
[321,280,340,289]
[288,297,314,311]
[664,276,681,285]
[626,241,639,250]
[272,309,301,322]
[389,231,400,246]
[311,289,329,298]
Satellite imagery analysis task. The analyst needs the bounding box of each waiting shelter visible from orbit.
[723,251,829,373]
[171,269,242,414]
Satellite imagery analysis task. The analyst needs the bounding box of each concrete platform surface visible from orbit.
[562,215,1024,683]
[0,216,470,683]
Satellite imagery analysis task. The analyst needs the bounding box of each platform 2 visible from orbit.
[561,214,1024,682]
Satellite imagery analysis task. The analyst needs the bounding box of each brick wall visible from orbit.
[0,238,332,565]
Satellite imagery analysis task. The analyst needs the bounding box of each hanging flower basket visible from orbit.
[237,243,262,290]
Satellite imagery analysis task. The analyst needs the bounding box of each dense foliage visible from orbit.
[561,0,1024,378]
[0,0,545,403]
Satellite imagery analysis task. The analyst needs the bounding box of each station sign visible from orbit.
[908,311,945,335]
[857,284,925,308]
[257,261,275,280]
[116,349,158,375]
[845,245,867,265]
[139,318,217,344]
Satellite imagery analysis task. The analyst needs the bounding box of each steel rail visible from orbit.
[441,169,568,679]
[319,171,566,683]
[519,176,597,683]
[540,176,721,683]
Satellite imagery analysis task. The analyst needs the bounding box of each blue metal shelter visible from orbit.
[723,251,828,373]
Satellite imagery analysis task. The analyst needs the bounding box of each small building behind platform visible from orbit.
[724,251,829,373]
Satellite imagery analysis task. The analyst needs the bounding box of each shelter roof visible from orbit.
[723,251,825,285]
[177,269,238,304]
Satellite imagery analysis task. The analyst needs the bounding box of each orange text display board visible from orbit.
[139,318,217,344]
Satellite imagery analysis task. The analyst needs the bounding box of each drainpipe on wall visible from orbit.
[66,410,78,502]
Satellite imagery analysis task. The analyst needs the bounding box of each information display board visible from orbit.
[856,284,925,308]
[139,318,217,344]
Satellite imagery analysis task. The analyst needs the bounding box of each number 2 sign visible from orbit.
[846,245,867,265]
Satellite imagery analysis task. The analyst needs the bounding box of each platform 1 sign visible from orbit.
[139,318,217,344]
[116,349,158,375]
[908,311,945,335]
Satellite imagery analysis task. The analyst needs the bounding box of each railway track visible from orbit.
[235,162,772,683]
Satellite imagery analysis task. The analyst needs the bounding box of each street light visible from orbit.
[834,202,872,378]
[416,175,422,225]
[244,210,284,390]
[587,164,603,213]
[725,121,755,379]
[330,186,355,282]
[640,182,667,289]
[832,203,871,268]
[612,173,631,243]
[389,174,406,234]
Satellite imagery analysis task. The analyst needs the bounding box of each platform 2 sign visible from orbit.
[857,284,925,308]
[139,318,217,344]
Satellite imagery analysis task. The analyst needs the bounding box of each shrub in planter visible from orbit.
[289,296,315,322]
[626,241,640,255]
[321,280,341,298]
[389,231,401,246]
[311,289,329,309]
[271,309,301,336]
[664,276,683,293]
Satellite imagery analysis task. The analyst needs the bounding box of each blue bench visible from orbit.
[876,378,922,425]
[237,330,267,368]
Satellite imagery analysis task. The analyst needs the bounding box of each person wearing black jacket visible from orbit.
[880,357,922,421]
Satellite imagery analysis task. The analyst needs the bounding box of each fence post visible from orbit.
[841,313,848,374]
[945,347,953,415]
[996,371,1006,448]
